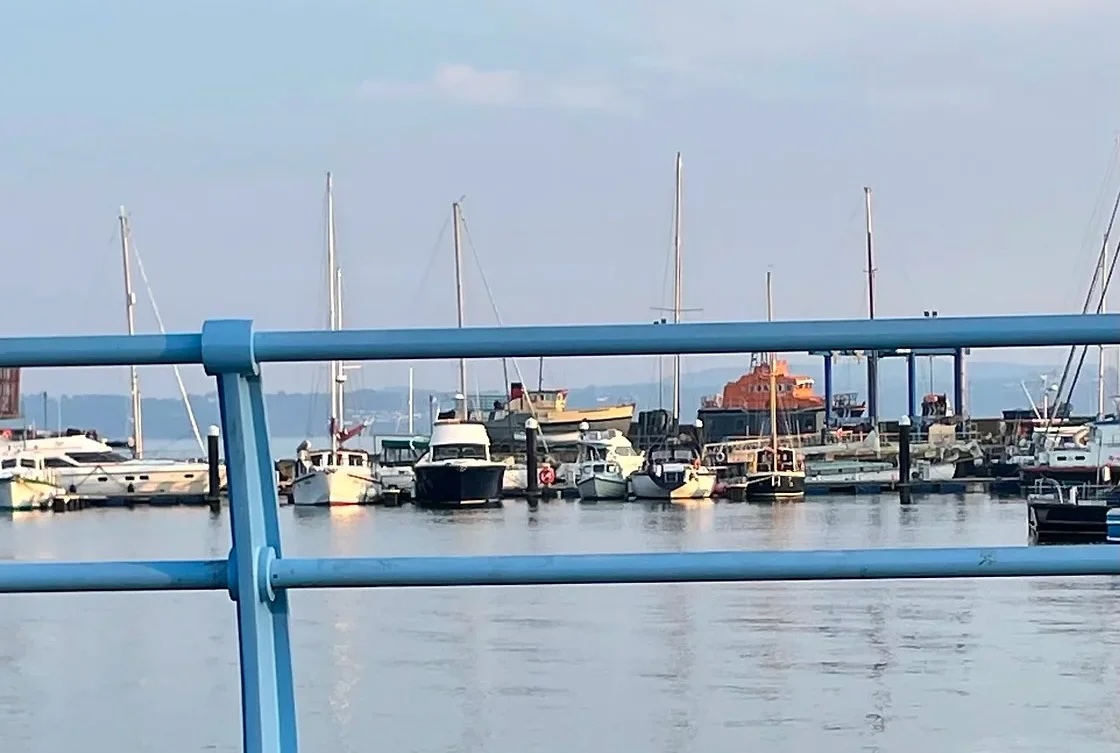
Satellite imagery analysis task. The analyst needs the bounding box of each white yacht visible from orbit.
[290,443,378,507]
[3,434,216,498]
[412,420,506,507]
[0,452,63,510]
[629,441,716,501]
[575,429,644,501]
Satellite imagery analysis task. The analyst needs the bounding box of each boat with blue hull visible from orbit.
[1107,507,1120,543]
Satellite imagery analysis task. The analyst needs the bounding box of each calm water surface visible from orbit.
[1,494,1118,753]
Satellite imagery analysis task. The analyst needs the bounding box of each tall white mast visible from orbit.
[1098,251,1107,419]
[407,366,415,434]
[336,266,346,435]
[118,206,143,458]
[326,172,341,453]
[766,271,778,456]
[452,201,467,418]
[671,152,683,423]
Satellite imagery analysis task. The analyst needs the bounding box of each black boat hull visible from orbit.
[413,463,505,508]
[742,471,806,502]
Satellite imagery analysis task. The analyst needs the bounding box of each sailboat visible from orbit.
[742,272,806,502]
[290,173,380,507]
[629,152,717,501]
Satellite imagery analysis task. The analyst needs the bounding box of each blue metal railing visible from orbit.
[3,314,1120,753]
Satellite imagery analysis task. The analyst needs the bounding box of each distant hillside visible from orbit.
[13,358,1117,440]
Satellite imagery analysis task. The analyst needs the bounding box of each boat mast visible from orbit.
[326,172,341,454]
[1099,250,1107,419]
[118,206,143,459]
[452,201,467,419]
[671,151,683,423]
[766,271,778,458]
[407,366,415,434]
[336,265,345,441]
[863,186,878,426]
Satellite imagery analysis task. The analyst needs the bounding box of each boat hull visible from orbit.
[1108,507,1120,543]
[0,475,60,510]
[629,470,715,500]
[413,463,505,508]
[738,471,805,502]
[805,460,956,487]
[378,466,415,499]
[54,463,218,498]
[485,408,634,443]
[291,468,377,506]
[577,474,628,501]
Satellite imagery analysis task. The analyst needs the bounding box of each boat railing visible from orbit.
[3,315,1120,752]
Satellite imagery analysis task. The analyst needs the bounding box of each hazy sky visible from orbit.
[6,0,1120,399]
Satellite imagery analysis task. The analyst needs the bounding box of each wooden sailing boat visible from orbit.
[743,272,806,502]
[290,172,380,507]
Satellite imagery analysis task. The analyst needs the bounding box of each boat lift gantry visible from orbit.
[808,346,968,428]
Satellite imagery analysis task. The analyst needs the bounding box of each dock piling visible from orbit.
[898,414,912,505]
[206,424,221,510]
[525,417,540,506]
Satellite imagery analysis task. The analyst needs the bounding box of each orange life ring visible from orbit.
[0,429,11,440]
[538,466,556,486]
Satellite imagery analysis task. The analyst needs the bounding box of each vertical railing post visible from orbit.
[202,319,297,753]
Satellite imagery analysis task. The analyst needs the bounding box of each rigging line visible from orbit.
[1071,138,1120,282]
[125,233,205,455]
[1051,160,1120,413]
[408,213,452,306]
[457,206,550,449]
[1064,221,1120,407]
[658,183,676,315]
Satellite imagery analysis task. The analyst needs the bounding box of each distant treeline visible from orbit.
[13,359,1115,440]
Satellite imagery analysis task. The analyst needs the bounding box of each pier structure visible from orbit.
[813,346,967,428]
[0,313,1118,752]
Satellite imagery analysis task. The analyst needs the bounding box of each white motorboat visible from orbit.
[574,429,644,501]
[629,441,716,501]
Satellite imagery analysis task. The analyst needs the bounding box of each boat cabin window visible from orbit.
[583,445,606,462]
[381,444,423,466]
[650,448,694,462]
[0,457,37,470]
[66,451,129,464]
[431,443,488,461]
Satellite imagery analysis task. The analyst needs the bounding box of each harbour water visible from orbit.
[2,494,1118,753]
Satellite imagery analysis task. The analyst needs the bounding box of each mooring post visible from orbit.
[207,424,222,508]
[525,417,540,504]
[898,414,912,505]
[201,319,298,753]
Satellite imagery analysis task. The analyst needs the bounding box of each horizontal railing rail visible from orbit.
[3,314,1118,753]
[0,313,1118,367]
[2,546,1119,594]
